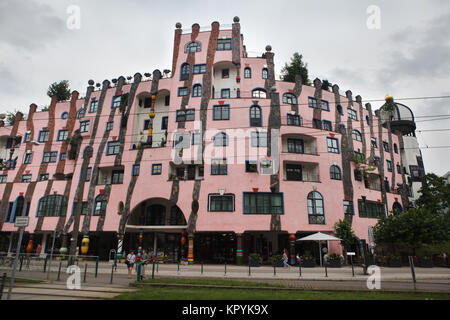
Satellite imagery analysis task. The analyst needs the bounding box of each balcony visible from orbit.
[283,161,320,182]
[281,134,317,156]
[364,173,381,191]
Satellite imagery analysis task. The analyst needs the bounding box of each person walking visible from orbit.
[126,250,136,279]
[282,249,290,268]
[141,250,149,277]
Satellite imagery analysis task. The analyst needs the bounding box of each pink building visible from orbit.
[0,18,419,265]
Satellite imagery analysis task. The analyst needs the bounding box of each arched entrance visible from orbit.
[124,198,187,263]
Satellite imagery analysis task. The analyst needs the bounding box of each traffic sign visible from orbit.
[347,252,356,256]
[14,216,29,228]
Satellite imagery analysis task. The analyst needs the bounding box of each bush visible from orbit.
[328,253,342,261]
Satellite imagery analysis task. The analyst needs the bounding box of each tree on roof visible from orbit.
[47,80,71,102]
[280,52,311,85]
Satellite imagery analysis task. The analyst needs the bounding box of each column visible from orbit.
[187,233,194,264]
[138,229,143,255]
[236,233,243,265]
[117,233,124,258]
[289,234,296,265]
[41,234,48,257]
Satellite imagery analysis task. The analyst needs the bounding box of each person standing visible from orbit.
[141,250,149,277]
[126,251,136,279]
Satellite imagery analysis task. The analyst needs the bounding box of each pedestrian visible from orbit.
[296,252,301,265]
[126,250,136,279]
[141,250,149,277]
[282,249,290,268]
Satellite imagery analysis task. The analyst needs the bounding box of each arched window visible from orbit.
[394,143,398,154]
[94,195,107,216]
[392,202,403,215]
[37,194,68,217]
[366,115,371,126]
[192,84,202,97]
[76,108,85,119]
[185,41,201,53]
[145,204,166,225]
[61,112,69,120]
[307,191,325,224]
[252,88,267,98]
[282,93,297,104]
[244,67,252,78]
[180,63,190,81]
[170,206,187,225]
[330,165,342,180]
[249,105,262,127]
[352,129,362,142]
[262,68,269,79]
[213,132,228,146]
[337,105,344,115]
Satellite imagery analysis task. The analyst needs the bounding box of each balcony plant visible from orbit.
[249,253,261,267]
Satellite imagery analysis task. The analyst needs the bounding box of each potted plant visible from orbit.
[387,255,402,267]
[327,253,342,268]
[249,253,261,267]
[418,256,433,268]
[300,254,316,267]
[272,254,284,267]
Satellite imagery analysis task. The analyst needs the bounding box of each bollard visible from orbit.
[201,262,203,275]
[43,255,48,273]
[83,263,87,283]
[137,263,141,281]
[224,261,227,275]
[152,262,155,279]
[19,255,24,272]
[325,264,328,277]
[0,273,6,300]
[95,257,99,278]
[248,263,251,277]
[298,262,302,277]
[177,262,180,273]
[110,264,114,284]
[408,256,417,290]
[350,256,355,277]
[273,264,276,276]
[67,256,73,268]
[156,262,159,273]
[57,262,62,281]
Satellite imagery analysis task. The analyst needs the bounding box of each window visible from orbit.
[347,108,358,120]
[42,151,57,163]
[165,95,170,106]
[37,195,68,217]
[252,89,266,98]
[343,200,354,215]
[180,63,190,81]
[192,84,202,97]
[76,108,85,119]
[72,202,89,216]
[243,192,283,214]
[112,96,122,108]
[307,191,325,224]
[282,93,297,104]
[308,97,329,111]
[39,173,49,181]
[111,170,124,184]
[152,164,162,175]
[80,120,90,133]
[178,87,188,96]
[208,194,234,212]
[193,64,206,74]
[354,169,362,181]
[21,174,32,182]
[176,109,195,122]
[383,141,390,152]
[89,99,98,113]
[132,164,140,176]
[327,137,339,153]
[186,41,201,53]
[161,116,168,130]
[286,164,302,181]
[287,114,301,126]
[85,167,92,181]
[394,143,398,154]
[397,164,402,174]
[366,115,371,126]
[57,130,69,141]
[23,152,33,164]
[337,105,343,115]
[94,195,107,216]
[245,160,257,173]
[106,121,114,131]
[358,199,385,218]
[352,130,362,141]
[216,38,231,51]
[330,165,342,180]
[24,132,31,142]
[213,105,230,120]
[192,131,202,145]
[250,105,262,127]
[214,132,228,147]
[371,137,378,148]
[143,120,151,130]
[221,69,229,79]
[60,152,66,161]
[262,68,268,79]
[322,120,332,131]
[61,112,69,120]
[287,138,304,153]
[106,141,120,155]
[221,88,230,98]
[244,67,251,78]
[312,119,322,129]
[386,160,393,172]
[0,175,7,183]
[211,158,227,175]
[251,131,267,147]
[38,130,50,143]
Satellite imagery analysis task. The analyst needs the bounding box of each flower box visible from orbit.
[327,259,341,268]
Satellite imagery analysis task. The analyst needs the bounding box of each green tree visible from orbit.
[414,173,450,214]
[334,219,356,262]
[5,109,19,126]
[280,52,311,85]
[47,80,71,102]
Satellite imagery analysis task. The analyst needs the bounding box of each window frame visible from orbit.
[216,38,232,51]
[106,141,120,155]
[208,194,235,212]
[243,192,284,215]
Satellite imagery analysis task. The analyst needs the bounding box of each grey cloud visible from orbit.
[0,0,67,50]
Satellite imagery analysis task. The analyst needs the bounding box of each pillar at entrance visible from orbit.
[187,233,194,264]
[289,234,296,265]
[236,233,243,265]
[117,233,124,258]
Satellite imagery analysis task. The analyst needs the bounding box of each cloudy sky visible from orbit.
[0,0,449,175]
